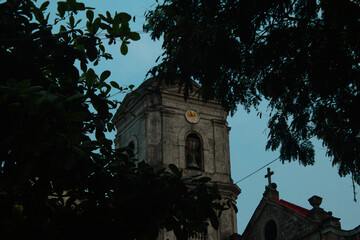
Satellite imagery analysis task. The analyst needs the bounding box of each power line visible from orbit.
[234,157,280,185]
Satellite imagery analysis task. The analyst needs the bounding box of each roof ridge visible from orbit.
[271,198,310,216]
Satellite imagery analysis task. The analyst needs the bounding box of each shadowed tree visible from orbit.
[144,0,360,188]
[0,0,229,239]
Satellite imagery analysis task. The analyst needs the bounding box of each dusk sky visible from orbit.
[42,0,360,233]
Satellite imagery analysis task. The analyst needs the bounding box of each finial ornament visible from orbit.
[264,167,274,186]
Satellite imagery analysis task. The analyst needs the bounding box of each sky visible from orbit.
[43,0,360,233]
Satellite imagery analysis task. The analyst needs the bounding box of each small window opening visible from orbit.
[185,133,202,170]
[264,220,277,240]
[127,141,135,158]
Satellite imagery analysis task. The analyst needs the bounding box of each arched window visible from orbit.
[185,133,202,170]
[127,141,135,158]
[264,220,277,240]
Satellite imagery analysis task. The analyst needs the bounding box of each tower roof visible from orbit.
[113,77,203,124]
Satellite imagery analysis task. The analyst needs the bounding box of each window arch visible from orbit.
[264,220,277,240]
[185,132,203,170]
[127,141,135,158]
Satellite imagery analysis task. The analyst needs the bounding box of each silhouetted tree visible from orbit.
[0,1,228,239]
[145,0,360,186]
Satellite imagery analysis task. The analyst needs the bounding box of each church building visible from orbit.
[113,78,359,240]
[239,168,360,240]
[113,78,241,240]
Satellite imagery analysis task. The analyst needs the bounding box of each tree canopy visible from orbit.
[0,0,229,239]
[144,0,360,186]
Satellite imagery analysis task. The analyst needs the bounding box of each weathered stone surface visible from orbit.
[113,78,241,240]
[241,190,360,240]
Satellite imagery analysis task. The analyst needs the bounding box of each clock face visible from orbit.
[185,110,200,123]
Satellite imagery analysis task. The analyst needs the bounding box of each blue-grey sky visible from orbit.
[42,0,360,233]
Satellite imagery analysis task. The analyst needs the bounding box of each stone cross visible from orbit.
[265,167,274,186]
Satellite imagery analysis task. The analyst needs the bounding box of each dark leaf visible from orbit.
[120,42,128,55]
[128,32,140,41]
[40,1,50,11]
[86,9,94,22]
[169,164,181,177]
[100,70,111,82]
[57,2,66,18]
[110,81,120,89]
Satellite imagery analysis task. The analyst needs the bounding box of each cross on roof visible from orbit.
[265,167,274,186]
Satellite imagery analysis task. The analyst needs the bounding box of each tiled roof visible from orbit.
[271,198,310,217]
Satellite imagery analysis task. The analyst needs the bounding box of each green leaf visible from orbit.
[99,22,111,31]
[33,8,44,23]
[209,209,219,229]
[32,94,46,106]
[57,2,66,18]
[107,122,115,131]
[86,10,94,22]
[45,12,50,22]
[44,93,59,103]
[86,68,97,87]
[117,12,131,23]
[74,2,85,11]
[114,12,131,27]
[192,177,211,184]
[98,14,108,22]
[106,11,112,21]
[87,44,97,62]
[13,204,24,214]
[80,60,87,72]
[16,79,31,90]
[169,164,181,177]
[93,18,101,33]
[99,44,105,52]
[95,128,105,140]
[40,1,50,11]
[22,86,42,94]
[128,32,140,41]
[100,70,111,82]
[75,19,82,27]
[67,93,84,102]
[59,25,66,32]
[110,81,120,89]
[69,15,74,26]
[198,177,211,183]
[120,42,128,55]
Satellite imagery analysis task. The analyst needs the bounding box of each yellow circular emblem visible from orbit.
[185,110,200,123]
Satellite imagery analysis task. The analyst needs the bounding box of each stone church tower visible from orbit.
[113,78,241,240]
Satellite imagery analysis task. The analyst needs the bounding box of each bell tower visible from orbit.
[113,78,241,239]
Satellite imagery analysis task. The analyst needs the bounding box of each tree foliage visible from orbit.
[0,0,227,239]
[145,0,360,185]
